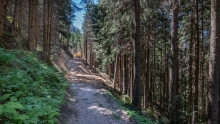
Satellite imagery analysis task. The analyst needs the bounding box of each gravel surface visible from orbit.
[59,58,134,124]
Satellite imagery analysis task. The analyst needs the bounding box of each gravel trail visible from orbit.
[59,58,134,124]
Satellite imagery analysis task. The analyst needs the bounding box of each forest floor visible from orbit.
[55,52,134,124]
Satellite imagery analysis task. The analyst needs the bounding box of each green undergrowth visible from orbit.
[105,91,165,124]
[0,48,68,124]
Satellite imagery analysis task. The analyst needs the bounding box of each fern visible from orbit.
[2,106,18,116]
[4,102,24,110]
[0,49,68,123]
[0,105,3,115]
[0,94,12,102]
[14,114,30,121]
[0,77,7,88]
[0,51,14,65]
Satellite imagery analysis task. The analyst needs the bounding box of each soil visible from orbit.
[58,58,134,124]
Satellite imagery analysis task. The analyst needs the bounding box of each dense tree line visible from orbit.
[0,0,87,123]
[0,0,81,63]
[82,0,220,123]
[70,25,83,54]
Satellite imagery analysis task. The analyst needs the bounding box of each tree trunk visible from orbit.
[133,0,142,110]
[0,0,5,47]
[144,31,150,109]
[152,41,156,106]
[47,0,52,63]
[130,54,134,100]
[17,0,23,49]
[113,53,119,88]
[43,0,47,62]
[33,0,38,49]
[168,0,179,123]
[122,53,126,94]
[85,37,88,64]
[108,64,111,80]
[119,52,123,91]
[208,0,220,123]
[192,0,200,122]
[28,0,35,51]
[201,0,205,121]
[124,54,128,94]
[12,0,18,27]
[189,10,194,123]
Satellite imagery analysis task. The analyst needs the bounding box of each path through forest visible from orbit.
[58,58,134,124]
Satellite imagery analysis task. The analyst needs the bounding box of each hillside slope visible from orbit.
[0,48,67,123]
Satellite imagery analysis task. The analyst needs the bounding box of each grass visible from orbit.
[105,91,158,124]
[0,48,68,124]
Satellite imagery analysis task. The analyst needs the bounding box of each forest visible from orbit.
[82,0,219,124]
[0,0,219,124]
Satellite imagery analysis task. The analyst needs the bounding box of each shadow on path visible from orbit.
[59,59,134,124]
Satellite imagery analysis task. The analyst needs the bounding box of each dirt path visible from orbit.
[59,58,134,124]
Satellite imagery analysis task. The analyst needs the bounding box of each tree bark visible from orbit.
[122,53,126,94]
[144,31,150,109]
[85,37,88,64]
[0,0,5,47]
[133,0,142,110]
[168,0,179,123]
[119,52,123,91]
[28,0,35,51]
[113,53,119,88]
[12,0,18,27]
[192,0,200,122]
[43,0,48,62]
[108,64,111,80]
[47,0,52,63]
[124,54,128,95]
[17,0,23,49]
[201,0,206,122]
[208,0,220,123]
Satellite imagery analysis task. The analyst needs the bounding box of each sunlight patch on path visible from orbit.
[60,59,134,124]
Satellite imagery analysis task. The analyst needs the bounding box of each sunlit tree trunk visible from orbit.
[208,0,220,123]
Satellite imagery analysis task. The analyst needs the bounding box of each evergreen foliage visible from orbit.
[82,0,213,123]
[69,27,83,53]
